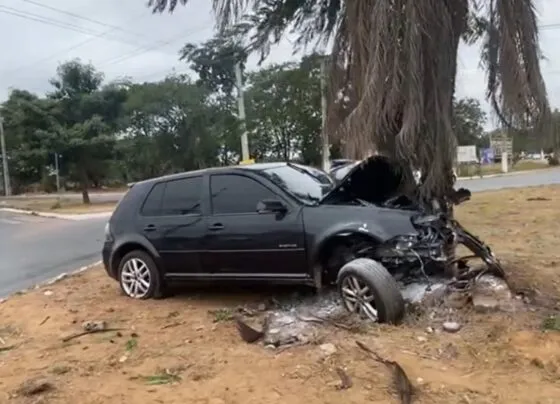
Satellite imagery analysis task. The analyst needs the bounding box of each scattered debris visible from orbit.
[161,321,184,330]
[335,367,353,390]
[15,377,54,396]
[319,343,337,357]
[82,320,107,332]
[355,340,414,404]
[234,316,264,343]
[135,370,182,385]
[527,197,550,201]
[62,325,124,343]
[39,316,50,326]
[442,322,462,333]
[43,290,53,296]
[0,345,16,353]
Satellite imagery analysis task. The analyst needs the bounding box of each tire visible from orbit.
[117,250,164,300]
[337,258,405,324]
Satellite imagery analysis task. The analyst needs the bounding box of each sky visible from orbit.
[0,0,559,131]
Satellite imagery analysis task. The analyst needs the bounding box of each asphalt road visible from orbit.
[0,168,558,298]
[456,168,560,192]
[0,211,107,298]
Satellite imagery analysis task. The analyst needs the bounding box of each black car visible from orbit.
[102,158,504,324]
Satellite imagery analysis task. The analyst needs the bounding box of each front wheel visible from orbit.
[337,258,405,324]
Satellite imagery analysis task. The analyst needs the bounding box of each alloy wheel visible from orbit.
[340,275,378,322]
[120,257,152,298]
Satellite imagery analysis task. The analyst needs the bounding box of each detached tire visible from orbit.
[117,250,165,300]
[337,258,405,324]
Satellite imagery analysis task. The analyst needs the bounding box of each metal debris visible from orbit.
[355,340,413,404]
[335,367,353,390]
[234,316,264,343]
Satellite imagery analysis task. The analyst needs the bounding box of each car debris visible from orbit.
[356,340,413,404]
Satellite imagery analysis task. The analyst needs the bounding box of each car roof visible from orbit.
[133,162,291,187]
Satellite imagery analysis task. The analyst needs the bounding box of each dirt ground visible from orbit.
[0,197,116,214]
[1,186,560,404]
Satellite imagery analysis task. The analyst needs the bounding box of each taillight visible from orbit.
[104,222,113,242]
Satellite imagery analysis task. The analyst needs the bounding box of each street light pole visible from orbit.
[234,62,250,161]
[54,152,61,193]
[0,116,11,196]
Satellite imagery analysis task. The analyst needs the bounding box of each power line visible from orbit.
[98,21,212,69]
[0,5,147,48]
[19,0,157,43]
[1,12,150,77]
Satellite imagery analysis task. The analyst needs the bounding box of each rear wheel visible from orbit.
[118,250,164,299]
[337,258,405,324]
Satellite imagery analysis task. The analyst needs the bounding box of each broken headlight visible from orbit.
[389,234,418,251]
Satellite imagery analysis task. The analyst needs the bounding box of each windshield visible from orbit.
[331,161,359,182]
[258,164,334,204]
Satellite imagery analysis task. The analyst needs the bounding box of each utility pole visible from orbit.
[234,62,250,161]
[54,152,61,193]
[320,57,330,172]
[0,116,11,196]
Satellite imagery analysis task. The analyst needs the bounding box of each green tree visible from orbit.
[452,97,487,146]
[48,59,127,203]
[244,54,323,165]
[121,74,221,180]
[1,90,59,192]
[149,0,550,200]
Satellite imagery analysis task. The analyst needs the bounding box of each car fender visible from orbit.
[109,234,163,277]
[309,221,385,268]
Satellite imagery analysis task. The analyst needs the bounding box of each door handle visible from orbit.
[208,223,224,231]
[143,224,157,232]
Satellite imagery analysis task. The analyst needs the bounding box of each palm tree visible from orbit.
[148,0,550,200]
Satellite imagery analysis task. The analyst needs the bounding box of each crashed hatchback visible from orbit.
[102,158,505,324]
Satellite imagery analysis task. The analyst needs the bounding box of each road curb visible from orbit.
[0,207,112,220]
[0,260,102,303]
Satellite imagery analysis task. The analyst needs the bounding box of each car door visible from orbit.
[137,176,206,275]
[202,173,307,280]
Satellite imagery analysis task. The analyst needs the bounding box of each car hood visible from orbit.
[320,155,410,206]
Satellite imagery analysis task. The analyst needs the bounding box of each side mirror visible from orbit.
[256,199,287,214]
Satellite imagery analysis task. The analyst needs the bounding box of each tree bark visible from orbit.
[80,168,90,204]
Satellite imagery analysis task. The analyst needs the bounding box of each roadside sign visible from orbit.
[457,145,478,163]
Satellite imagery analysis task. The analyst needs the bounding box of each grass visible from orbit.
[0,185,559,404]
[0,197,116,214]
[456,159,551,177]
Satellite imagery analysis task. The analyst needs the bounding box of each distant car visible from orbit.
[102,159,503,324]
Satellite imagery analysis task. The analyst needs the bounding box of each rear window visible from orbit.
[161,177,202,216]
[140,182,165,216]
[140,176,202,216]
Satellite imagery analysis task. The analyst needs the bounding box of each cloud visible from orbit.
[0,0,558,132]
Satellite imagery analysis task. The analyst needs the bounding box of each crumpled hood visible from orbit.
[321,155,409,206]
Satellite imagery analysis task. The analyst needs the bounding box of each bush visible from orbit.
[547,155,559,166]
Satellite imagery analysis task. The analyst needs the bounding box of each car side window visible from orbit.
[210,174,276,215]
[160,176,202,216]
[140,182,165,216]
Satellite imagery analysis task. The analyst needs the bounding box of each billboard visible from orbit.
[457,145,478,163]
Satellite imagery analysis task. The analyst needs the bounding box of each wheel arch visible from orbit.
[310,227,383,287]
[109,235,162,278]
